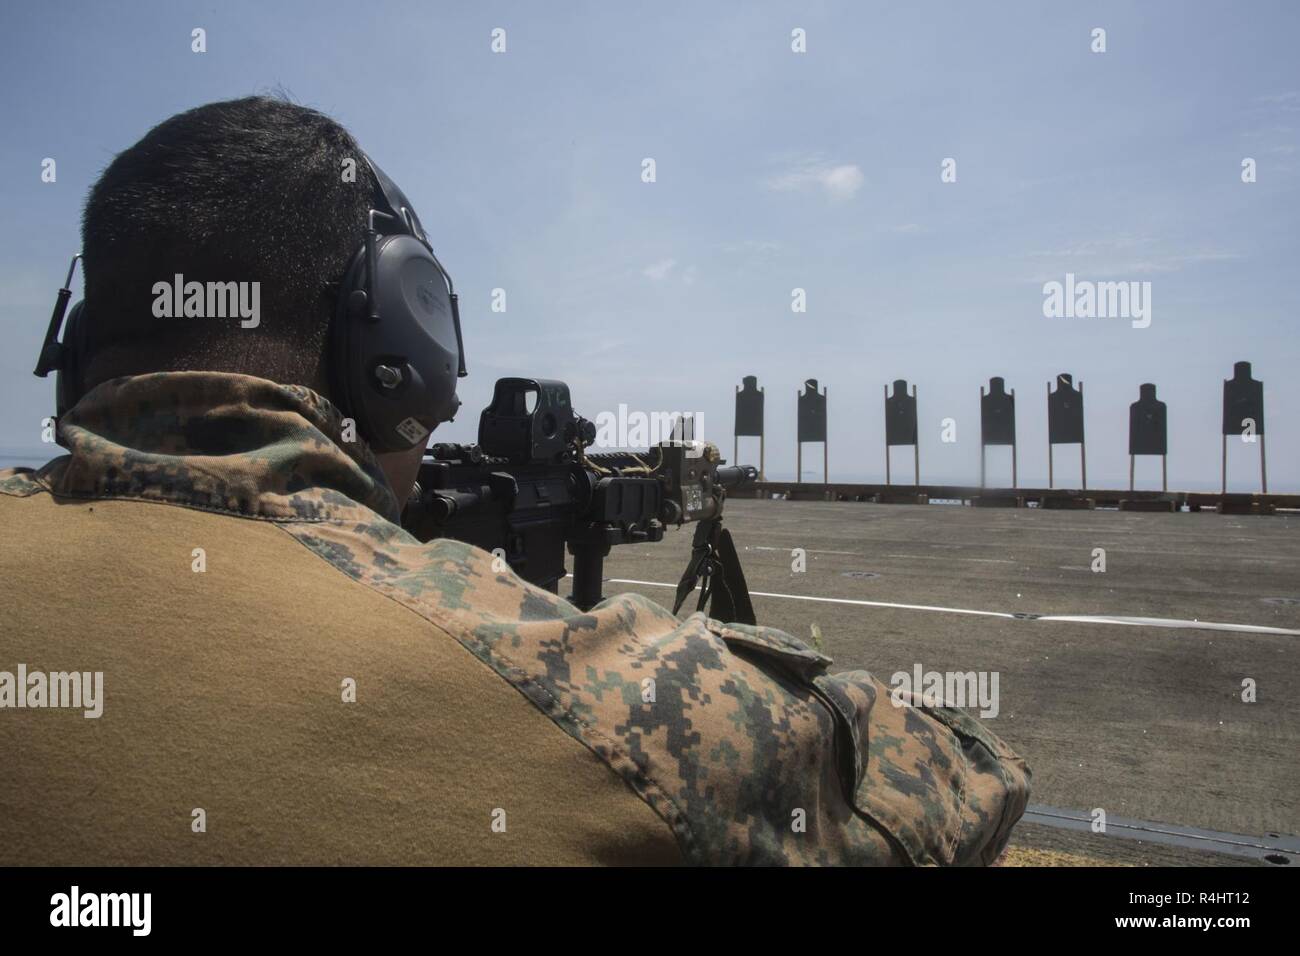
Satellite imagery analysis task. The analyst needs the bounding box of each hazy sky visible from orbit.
[1,0,1296,490]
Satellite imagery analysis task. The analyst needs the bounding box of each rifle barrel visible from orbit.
[716,464,758,489]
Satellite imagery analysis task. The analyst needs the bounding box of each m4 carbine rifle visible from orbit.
[400,377,757,623]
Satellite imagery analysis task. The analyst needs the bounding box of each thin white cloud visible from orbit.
[1257,90,1300,112]
[1024,236,1156,258]
[1017,235,1244,282]
[1124,251,1243,273]
[1019,250,1243,284]
[722,239,784,254]
[765,159,864,201]
[820,165,865,200]
[642,258,676,280]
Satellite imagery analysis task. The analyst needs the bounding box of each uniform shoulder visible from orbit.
[286,520,1027,864]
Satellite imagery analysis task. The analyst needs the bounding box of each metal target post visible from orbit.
[884,380,918,487]
[912,385,919,487]
[1047,374,1085,490]
[1079,380,1087,491]
[733,377,765,481]
[796,379,828,486]
[883,384,890,486]
[1128,383,1167,493]
[1221,361,1267,495]
[1046,381,1053,489]
[980,378,1016,490]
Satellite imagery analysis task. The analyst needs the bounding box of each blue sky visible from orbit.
[0,0,1296,489]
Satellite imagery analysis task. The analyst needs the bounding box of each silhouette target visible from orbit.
[735,375,764,436]
[1129,383,1167,456]
[885,379,918,446]
[1222,361,1264,436]
[798,379,827,443]
[981,376,1016,446]
[1048,373,1085,445]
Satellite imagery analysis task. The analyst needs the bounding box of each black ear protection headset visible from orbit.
[34,152,466,453]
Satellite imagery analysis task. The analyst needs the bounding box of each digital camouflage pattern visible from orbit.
[2,371,1030,865]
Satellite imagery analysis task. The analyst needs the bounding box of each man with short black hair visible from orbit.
[80,95,368,391]
[0,96,1028,866]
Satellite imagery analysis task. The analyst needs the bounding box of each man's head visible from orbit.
[77,95,444,500]
[80,95,373,396]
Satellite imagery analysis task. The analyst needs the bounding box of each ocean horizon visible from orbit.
[0,450,1276,495]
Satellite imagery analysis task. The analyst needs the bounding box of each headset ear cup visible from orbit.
[330,245,370,434]
[363,235,459,451]
[57,301,86,415]
[332,228,461,454]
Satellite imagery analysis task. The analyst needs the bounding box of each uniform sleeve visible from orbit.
[700,618,1031,865]
[287,523,1030,866]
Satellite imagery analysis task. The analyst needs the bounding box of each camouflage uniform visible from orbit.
[0,371,1029,865]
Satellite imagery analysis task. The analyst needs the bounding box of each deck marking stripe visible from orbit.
[603,578,1018,620]
[884,554,1017,564]
[1035,613,1300,634]
[1022,804,1299,862]
[596,578,1300,636]
[751,546,863,556]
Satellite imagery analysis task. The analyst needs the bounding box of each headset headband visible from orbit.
[31,150,473,444]
[357,152,467,380]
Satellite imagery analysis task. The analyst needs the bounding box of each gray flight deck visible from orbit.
[599,498,1300,866]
